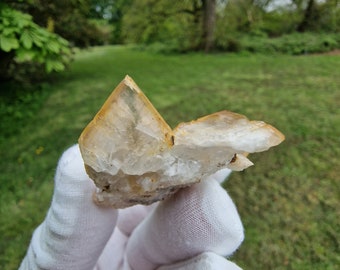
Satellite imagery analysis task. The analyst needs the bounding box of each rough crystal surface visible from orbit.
[79,76,285,208]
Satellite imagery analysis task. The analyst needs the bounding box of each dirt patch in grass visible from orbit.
[312,49,340,56]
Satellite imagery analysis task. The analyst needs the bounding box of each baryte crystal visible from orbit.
[78,75,285,208]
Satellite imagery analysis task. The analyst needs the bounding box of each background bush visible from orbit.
[215,32,339,55]
[121,0,340,54]
[0,4,72,83]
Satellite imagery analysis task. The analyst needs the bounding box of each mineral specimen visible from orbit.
[78,75,285,208]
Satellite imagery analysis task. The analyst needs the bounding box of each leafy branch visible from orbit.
[0,4,72,81]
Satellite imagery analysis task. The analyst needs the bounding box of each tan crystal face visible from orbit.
[78,76,285,208]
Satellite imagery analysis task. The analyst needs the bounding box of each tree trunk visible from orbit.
[201,0,216,52]
[297,0,316,32]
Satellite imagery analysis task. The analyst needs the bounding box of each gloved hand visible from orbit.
[19,145,244,270]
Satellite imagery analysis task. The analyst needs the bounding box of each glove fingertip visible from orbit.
[157,252,243,270]
[58,144,87,178]
[206,168,232,184]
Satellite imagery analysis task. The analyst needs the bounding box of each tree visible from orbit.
[297,0,318,32]
[88,0,133,44]
[201,0,216,52]
[295,0,340,32]
[122,0,220,52]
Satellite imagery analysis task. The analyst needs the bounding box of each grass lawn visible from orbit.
[1,46,339,269]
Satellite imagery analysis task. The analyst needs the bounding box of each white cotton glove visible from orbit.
[123,173,244,270]
[19,145,118,270]
[20,145,244,270]
[157,252,242,270]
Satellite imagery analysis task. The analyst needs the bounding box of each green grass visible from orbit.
[1,46,339,269]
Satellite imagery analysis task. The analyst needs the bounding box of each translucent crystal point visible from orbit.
[79,76,285,208]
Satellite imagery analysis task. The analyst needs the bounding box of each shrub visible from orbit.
[215,34,243,52]
[0,4,72,82]
[239,32,339,55]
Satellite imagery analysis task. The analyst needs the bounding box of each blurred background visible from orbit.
[0,1,339,269]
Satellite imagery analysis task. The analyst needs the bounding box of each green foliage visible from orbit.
[1,46,339,269]
[296,0,340,33]
[216,32,339,55]
[319,0,340,32]
[260,10,300,36]
[87,0,132,44]
[0,4,71,82]
[122,0,202,52]
[247,32,339,54]
[5,0,109,48]
[54,13,108,47]
[120,0,340,53]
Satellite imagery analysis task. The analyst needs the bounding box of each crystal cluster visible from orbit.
[78,76,285,208]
